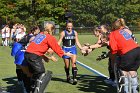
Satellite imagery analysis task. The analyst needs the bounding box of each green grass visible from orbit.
[0,34,140,93]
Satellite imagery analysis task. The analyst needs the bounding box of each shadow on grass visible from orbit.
[2,75,117,93]
[51,76,67,83]
[52,74,116,93]
[2,77,23,93]
[2,76,54,93]
[77,75,117,93]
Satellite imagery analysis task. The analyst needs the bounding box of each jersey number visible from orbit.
[33,34,46,44]
[119,30,131,40]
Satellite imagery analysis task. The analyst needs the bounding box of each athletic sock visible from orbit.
[4,40,6,46]
[7,40,9,46]
[108,58,115,81]
[2,41,4,46]
[5,39,7,46]
[16,68,23,82]
[72,67,78,79]
[22,74,31,93]
[64,67,70,78]
[109,69,115,81]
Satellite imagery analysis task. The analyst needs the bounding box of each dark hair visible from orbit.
[30,26,39,33]
[66,20,73,26]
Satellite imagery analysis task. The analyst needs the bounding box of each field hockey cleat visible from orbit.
[67,77,73,84]
[17,81,23,85]
[67,78,73,84]
[72,79,78,85]
[112,80,117,87]
[104,79,114,84]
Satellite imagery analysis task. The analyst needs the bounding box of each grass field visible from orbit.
[0,34,140,93]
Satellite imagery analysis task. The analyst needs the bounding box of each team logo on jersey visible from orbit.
[64,36,75,39]
[119,30,132,40]
[33,34,46,44]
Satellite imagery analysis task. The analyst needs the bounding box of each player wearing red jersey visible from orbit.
[24,23,73,93]
[100,18,140,93]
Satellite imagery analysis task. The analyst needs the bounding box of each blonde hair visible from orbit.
[100,25,109,33]
[93,25,109,34]
[93,27,100,33]
[44,23,55,34]
[112,18,126,30]
[93,27,100,37]
[100,32,109,42]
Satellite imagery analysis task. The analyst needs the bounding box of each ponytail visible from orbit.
[120,18,126,27]
[112,18,126,30]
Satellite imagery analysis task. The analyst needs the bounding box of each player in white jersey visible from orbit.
[5,25,10,46]
[1,26,6,46]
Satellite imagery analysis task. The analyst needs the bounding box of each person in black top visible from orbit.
[58,21,83,85]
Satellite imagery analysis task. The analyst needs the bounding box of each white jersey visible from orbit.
[5,27,10,38]
[1,28,6,38]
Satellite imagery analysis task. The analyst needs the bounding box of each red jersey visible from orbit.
[26,32,64,57]
[109,28,138,55]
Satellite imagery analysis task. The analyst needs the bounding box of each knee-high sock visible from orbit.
[5,38,7,46]
[22,74,31,93]
[4,39,6,46]
[108,58,115,81]
[65,67,70,77]
[7,40,9,46]
[72,67,78,79]
[2,41,4,46]
[16,68,23,81]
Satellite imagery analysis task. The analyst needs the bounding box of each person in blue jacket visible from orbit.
[11,26,40,93]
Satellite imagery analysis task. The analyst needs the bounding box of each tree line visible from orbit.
[0,0,140,29]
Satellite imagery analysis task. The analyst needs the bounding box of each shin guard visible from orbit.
[123,76,129,93]
[131,76,139,93]
[34,70,52,93]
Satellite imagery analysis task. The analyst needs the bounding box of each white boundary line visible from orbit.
[76,60,108,78]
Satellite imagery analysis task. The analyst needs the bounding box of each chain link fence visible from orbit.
[0,26,139,37]
[55,26,140,35]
